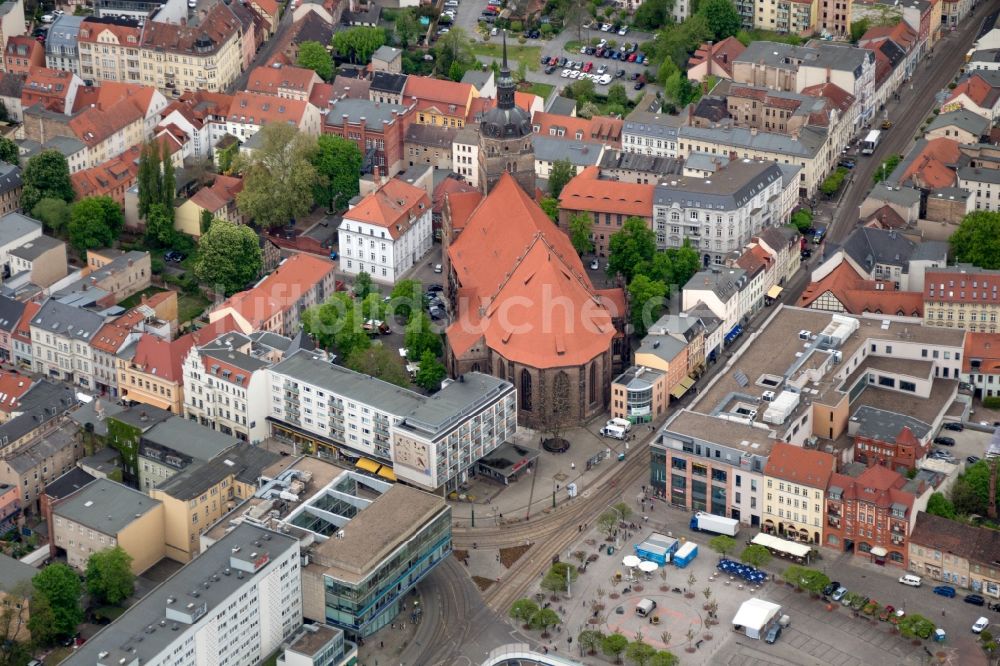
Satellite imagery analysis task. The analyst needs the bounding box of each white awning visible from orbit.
[870,546,888,557]
[732,598,781,636]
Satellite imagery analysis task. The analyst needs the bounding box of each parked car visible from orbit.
[973,617,990,633]
[899,574,922,587]
[801,249,812,259]
[831,586,848,601]
[932,585,956,598]
[433,263,443,273]
[328,250,338,260]
[583,61,593,73]
[765,625,781,644]
[426,284,444,293]
[822,581,840,596]
[164,250,186,263]
[934,436,956,446]
[616,69,625,78]
[964,593,986,606]
[560,69,571,78]
[544,65,556,74]
[557,57,567,67]
[839,158,856,169]
[618,26,629,36]
[633,81,645,90]
[590,258,600,270]
[967,455,981,464]
[943,422,964,431]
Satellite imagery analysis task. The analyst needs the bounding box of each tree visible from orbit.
[193,219,263,294]
[31,563,82,641]
[0,137,17,165]
[234,123,317,228]
[21,150,74,211]
[200,208,214,234]
[782,565,829,594]
[898,613,935,640]
[332,26,386,64]
[86,547,135,605]
[628,275,667,336]
[435,27,474,75]
[539,196,559,223]
[951,211,1000,269]
[820,168,848,197]
[389,279,422,323]
[791,209,813,234]
[597,509,618,537]
[850,18,871,43]
[68,196,124,252]
[607,83,629,109]
[602,632,629,663]
[530,607,561,634]
[510,599,539,625]
[353,271,373,299]
[145,203,175,248]
[926,492,956,519]
[313,134,363,211]
[26,592,57,646]
[649,651,679,666]
[415,349,446,391]
[564,1,589,43]
[31,197,71,234]
[297,41,333,80]
[578,629,605,655]
[872,154,901,184]
[302,293,371,357]
[607,217,656,282]
[548,159,574,198]
[568,211,593,255]
[0,580,31,663]
[405,311,442,358]
[698,0,741,40]
[633,0,672,30]
[626,641,656,666]
[740,544,771,568]
[566,77,596,104]
[395,9,420,48]
[612,501,633,522]
[161,143,175,211]
[346,345,410,387]
[708,535,736,558]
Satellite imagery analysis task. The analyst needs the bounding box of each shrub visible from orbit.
[983,396,1000,409]
[151,258,165,275]
[510,20,523,32]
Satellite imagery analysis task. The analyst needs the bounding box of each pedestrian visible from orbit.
[571,462,576,470]
[380,641,384,648]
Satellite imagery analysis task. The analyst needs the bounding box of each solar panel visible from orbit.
[734,370,749,387]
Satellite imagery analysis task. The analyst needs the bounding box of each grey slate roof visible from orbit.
[0,213,40,248]
[851,405,931,441]
[0,72,23,99]
[958,165,1000,184]
[622,111,682,141]
[636,333,687,363]
[0,381,77,454]
[0,294,24,333]
[613,365,665,392]
[545,95,576,116]
[0,553,37,595]
[140,416,238,464]
[325,96,408,127]
[654,160,782,211]
[736,40,873,74]
[405,123,456,148]
[867,182,922,207]
[372,45,401,64]
[685,152,731,173]
[43,135,86,157]
[371,71,408,96]
[9,234,62,261]
[599,150,683,175]
[684,268,748,303]
[841,227,919,271]
[396,373,513,438]
[929,187,971,203]
[64,524,298,666]
[969,48,1000,63]
[461,69,493,92]
[0,162,20,195]
[679,124,827,158]
[911,240,949,261]
[31,298,105,341]
[5,426,77,474]
[927,109,990,137]
[153,444,281,499]
[532,135,604,167]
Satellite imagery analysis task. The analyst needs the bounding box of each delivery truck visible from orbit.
[689,511,740,536]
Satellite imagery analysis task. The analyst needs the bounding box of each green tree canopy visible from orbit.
[872,154,901,184]
[414,349,447,392]
[234,123,317,228]
[607,217,657,282]
[626,641,657,666]
[850,19,871,42]
[567,211,593,256]
[602,633,629,660]
[68,196,124,252]
[32,197,71,234]
[193,219,263,294]
[951,211,1000,269]
[86,547,135,605]
[313,134,363,211]
[530,607,561,632]
[332,26,386,64]
[548,159,575,198]
[297,41,333,80]
[628,275,667,336]
[0,137,18,165]
[782,565,830,594]
[22,150,74,212]
[925,492,956,519]
[302,292,371,358]
[31,563,83,641]
[607,83,630,109]
[434,27,474,75]
[791,209,813,234]
[345,345,410,386]
[649,651,680,666]
[708,535,736,557]
[740,544,771,568]
[633,0,674,29]
[509,598,539,625]
[389,279,422,323]
[578,629,605,655]
[354,271,373,299]
[404,310,442,358]
[698,0,741,40]
[565,77,596,104]
[144,203,176,248]
[540,196,559,223]
[394,9,420,48]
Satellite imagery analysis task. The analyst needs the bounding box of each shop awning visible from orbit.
[870,546,888,557]
[356,458,380,473]
[767,285,783,299]
[671,376,696,399]
[377,466,397,481]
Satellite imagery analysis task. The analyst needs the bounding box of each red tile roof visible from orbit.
[227,91,309,126]
[141,3,241,56]
[899,138,961,189]
[345,178,430,240]
[799,82,856,114]
[444,190,483,236]
[797,261,923,316]
[687,36,745,78]
[22,66,76,110]
[863,204,907,229]
[925,268,1000,305]
[129,315,238,384]
[404,76,473,116]
[947,74,1000,110]
[69,98,144,147]
[558,166,653,218]
[189,175,244,213]
[828,464,915,511]
[72,81,160,116]
[764,442,835,488]
[79,18,141,45]
[91,309,145,354]
[531,111,622,146]
[0,371,32,413]
[467,91,539,124]
[432,176,477,217]
[247,64,320,97]
[12,301,39,344]
[962,332,1000,373]
[72,145,141,202]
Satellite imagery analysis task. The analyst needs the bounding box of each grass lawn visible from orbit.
[471,42,542,71]
[521,81,554,100]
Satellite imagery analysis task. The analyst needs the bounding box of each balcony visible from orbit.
[827,517,841,528]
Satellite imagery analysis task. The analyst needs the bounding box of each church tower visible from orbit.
[478,31,535,195]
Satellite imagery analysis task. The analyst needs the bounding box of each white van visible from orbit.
[898,574,922,587]
[607,418,632,433]
[601,424,626,439]
[635,598,657,617]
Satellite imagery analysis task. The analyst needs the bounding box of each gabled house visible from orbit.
[174,175,246,237]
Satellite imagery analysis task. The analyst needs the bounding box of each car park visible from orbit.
[933,585,956,598]
[831,586,848,601]
[973,617,990,634]
[965,593,986,606]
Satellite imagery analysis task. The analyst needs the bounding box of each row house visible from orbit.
[557,166,653,257]
[29,299,105,390]
[923,265,1000,332]
[21,67,82,115]
[11,301,37,368]
[962,331,1000,398]
[174,174,246,238]
[0,295,25,362]
[74,81,169,138]
[158,90,233,159]
[44,14,83,74]
[848,405,931,470]
[941,72,1000,121]
[763,442,835,545]
[225,91,321,141]
[824,464,924,567]
[209,253,337,337]
[3,36,43,75]
[70,144,141,204]
[621,111,683,158]
[78,16,141,83]
[246,63,321,101]
[858,21,919,110]
[403,75,477,129]
[687,37,746,84]
[908,512,1000,596]
[89,290,175,396]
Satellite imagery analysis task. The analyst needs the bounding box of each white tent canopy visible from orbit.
[732,598,782,639]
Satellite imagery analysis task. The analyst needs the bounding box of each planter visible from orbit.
[609,593,620,599]
[633,585,644,592]
[686,647,696,653]
[684,592,695,599]
[660,585,669,592]
[703,604,712,611]
[703,633,713,641]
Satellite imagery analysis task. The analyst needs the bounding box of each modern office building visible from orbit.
[64,523,301,666]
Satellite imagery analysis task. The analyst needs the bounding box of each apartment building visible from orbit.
[338,177,432,284]
[225,91,322,140]
[135,415,237,493]
[78,16,142,83]
[3,36,43,75]
[246,63,321,101]
[183,330,302,442]
[63,523,302,666]
[958,166,1000,211]
[268,351,517,492]
[10,301,37,369]
[0,420,83,516]
[907,512,1000,595]
[557,166,653,257]
[824,463,924,567]
[611,366,669,425]
[29,299,105,390]
[0,296,24,364]
[51,477,165,573]
[962,332,1000,398]
[21,67,82,115]
[653,159,785,264]
[923,265,1000,332]
[404,75,476,128]
[0,553,34,642]
[7,235,67,289]
[621,111,683,158]
[321,97,414,176]
[763,442,835,545]
[756,0,817,35]
[210,253,337,337]
[44,14,82,73]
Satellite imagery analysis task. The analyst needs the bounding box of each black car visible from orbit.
[558,57,567,67]
[585,46,596,55]
[943,422,964,431]
[934,436,956,446]
[631,72,641,80]
[527,29,540,38]
[801,249,812,259]
[426,284,444,293]
[822,581,840,597]
[540,55,549,65]
[967,455,981,464]
[164,250,186,263]
[965,593,986,606]
[544,65,556,74]
[615,69,625,78]
[634,81,645,90]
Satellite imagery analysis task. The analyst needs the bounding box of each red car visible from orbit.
[582,61,593,73]
[627,53,637,62]
[484,5,498,13]
[549,56,559,65]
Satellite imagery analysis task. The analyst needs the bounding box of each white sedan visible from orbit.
[560,69,571,78]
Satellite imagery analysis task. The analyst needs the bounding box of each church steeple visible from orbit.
[497,30,515,111]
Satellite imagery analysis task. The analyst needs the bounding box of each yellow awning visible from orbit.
[377,466,397,481]
[767,285,783,299]
[356,458,380,473]
[671,382,691,399]
[680,376,696,389]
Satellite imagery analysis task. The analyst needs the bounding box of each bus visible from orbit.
[860,130,882,155]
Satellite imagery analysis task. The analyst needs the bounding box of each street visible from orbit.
[826,4,996,244]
